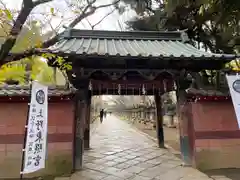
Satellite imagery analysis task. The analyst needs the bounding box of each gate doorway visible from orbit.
[92,93,180,155]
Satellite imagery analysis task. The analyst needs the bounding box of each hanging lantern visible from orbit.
[142,84,146,95]
[106,87,109,95]
[163,80,167,92]
[118,84,121,95]
[98,84,101,95]
[88,80,92,91]
[173,81,177,91]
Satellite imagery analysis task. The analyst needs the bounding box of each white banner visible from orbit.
[226,75,240,129]
[23,81,48,174]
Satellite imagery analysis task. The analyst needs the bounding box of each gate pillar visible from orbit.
[73,80,89,170]
[177,90,194,166]
[84,90,92,150]
[176,72,194,166]
[154,94,165,148]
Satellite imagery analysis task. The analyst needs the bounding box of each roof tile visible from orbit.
[0,84,75,96]
[46,29,237,60]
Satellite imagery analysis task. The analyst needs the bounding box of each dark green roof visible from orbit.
[45,29,237,60]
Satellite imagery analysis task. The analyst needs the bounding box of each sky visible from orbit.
[1,0,136,33]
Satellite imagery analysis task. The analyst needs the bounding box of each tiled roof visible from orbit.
[45,29,237,60]
[0,84,75,96]
[186,88,229,96]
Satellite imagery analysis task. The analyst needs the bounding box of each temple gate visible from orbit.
[43,29,236,171]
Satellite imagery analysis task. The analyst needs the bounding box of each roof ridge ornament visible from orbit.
[62,26,73,38]
[180,30,189,43]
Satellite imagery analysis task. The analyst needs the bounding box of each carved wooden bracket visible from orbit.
[71,68,179,81]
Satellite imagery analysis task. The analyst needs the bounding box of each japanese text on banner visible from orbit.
[23,81,48,174]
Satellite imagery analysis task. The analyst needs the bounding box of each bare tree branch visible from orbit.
[85,17,94,29]
[0,0,52,63]
[68,0,96,28]
[92,8,116,29]
[0,0,120,65]
[68,0,120,28]
[32,0,52,6]
[42,0,120,47]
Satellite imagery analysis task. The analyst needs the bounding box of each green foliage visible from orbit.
[0,11,71,85]
[125,0,240,54]
[0,63,25,84]
[0,11,43,52]
[0,57,54,85]
[0,9,13,21]
[42,53,72,71]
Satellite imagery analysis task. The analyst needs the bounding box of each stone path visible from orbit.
[60,115,213,180]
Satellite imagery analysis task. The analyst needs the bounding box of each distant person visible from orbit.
[100,109,104,123]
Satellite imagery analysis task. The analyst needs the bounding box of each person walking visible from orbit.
[100,109,104,123]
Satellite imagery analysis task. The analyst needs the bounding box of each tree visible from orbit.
[125,0,240,54]
[0,0,121,66]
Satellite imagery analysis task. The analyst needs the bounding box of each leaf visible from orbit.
[198,5,205,15]
[35,40,43,48]
[50,7,55,16]
[0,9,3,16]
[4,9,13,20]
[31,20,40,26]
[73,10,81,14]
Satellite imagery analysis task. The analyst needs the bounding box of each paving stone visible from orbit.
[124,159,141,166]
[128,174,153,180]
[101,175,122,180]
[136,162,155,168]
[103,160,120,167]
[114,162,130,169]
[68,115,217,180]
[114,157,128,163]
[124,165,146,174]
[71,169,108,180]
[54,177,70,180]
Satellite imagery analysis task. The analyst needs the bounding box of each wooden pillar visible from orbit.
[176,72,194,166]
[143,107,147,124]
[152,108,156,128]
[177,90,193,166]
[84,90,92,150]
[154,94,165,148]
[73,81,89,170]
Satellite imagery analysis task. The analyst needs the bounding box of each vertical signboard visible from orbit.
[22,81,48,174]
[226,74,240,128]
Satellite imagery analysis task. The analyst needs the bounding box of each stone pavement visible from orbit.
[58,115,213,180]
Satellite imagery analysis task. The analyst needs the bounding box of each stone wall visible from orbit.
[0,102,74,179]
[192,101,240,170]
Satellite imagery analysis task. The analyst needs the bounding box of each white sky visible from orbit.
[1,0,136,33]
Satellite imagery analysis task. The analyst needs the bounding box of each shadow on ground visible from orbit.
[204,168,240,180]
